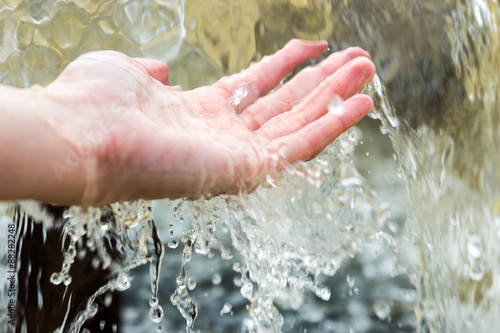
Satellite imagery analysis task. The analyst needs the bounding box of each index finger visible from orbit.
[215,39,329,104]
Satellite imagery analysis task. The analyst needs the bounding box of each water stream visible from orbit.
[1,0,499,332]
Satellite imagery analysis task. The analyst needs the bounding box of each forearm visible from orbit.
[0,85,87,204]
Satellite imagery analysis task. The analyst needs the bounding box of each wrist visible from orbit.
[0,85,88,205]
[36,85,117,207]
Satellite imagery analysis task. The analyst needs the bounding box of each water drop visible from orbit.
[63,274,72,286]
[220,302,232,316]
[233,276,242,287]
[346,274,355,288]
[374,300,391,320]
[327,95,345,115]
[149,305,164,323]
[187,278,196,290]
[221,250,233,260]
[103,294,113,307]
[230,86,249,110]
[115,274,131,291]
[77,248,87,260]
[100,320,105,330]
[467,235,481,259]
[150,296,159,307]
[212,273,222,285]
[66,246,77,260]
[62,262,71,273]
[112,324,117,333]
[50,272,63,285]
[91,257,100,269]
[396,167,404,179]
[470,262,485,281]
[168,240,179,249]
[314,286,331,301]
[241,282,253,298]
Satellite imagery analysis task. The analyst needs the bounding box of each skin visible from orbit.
[0,39,376,207]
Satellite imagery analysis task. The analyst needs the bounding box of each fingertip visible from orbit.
[363,94,375,112]
[343,46,371,60]
[133,58,169,85]
[309,39,329,50]
[285,39,329,56]
[347,57,376,84]
[287,38,329,47]
[344,94,375,118]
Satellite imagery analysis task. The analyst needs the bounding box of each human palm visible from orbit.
[43,39,375,206]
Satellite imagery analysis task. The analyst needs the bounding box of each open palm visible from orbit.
[43,39,375,206]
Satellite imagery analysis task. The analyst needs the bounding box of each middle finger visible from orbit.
[239,47,371,131]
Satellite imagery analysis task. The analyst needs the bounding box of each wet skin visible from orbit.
[0,39,375,206]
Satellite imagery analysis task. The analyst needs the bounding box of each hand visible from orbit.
[30,39,375,206]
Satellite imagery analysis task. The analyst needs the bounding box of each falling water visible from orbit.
[343,0,500,331]
[390,2,500,331]
[1,0,500,332]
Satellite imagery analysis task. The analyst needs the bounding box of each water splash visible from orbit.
[54,201,166,332]
[170,229,198,332]
[170,128,391,331]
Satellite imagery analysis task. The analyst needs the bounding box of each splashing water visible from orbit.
[135,126,392,332]
[55,201,166,333]
[1,0,500,332]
